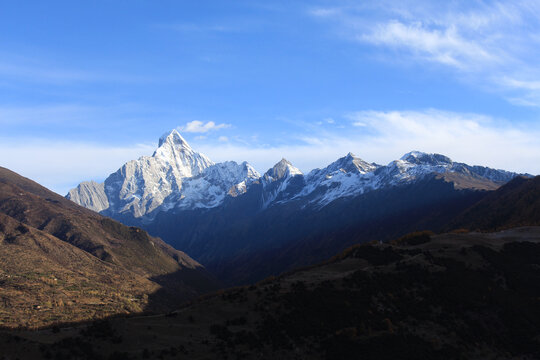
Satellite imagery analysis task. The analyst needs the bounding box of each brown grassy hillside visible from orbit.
[0,167,219,328]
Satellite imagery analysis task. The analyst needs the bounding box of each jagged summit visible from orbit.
[68,129,259,218]
[69,141,525,219]
[152,129,213,178]
[331,153,378,174]
[400,151,452,166]
[264,158,303,181]
[158,129,191,149]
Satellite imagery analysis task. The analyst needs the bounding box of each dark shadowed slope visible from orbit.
[0,167,219,328]
[150,174,489,285]
[2,227,539,359]
[449,176,540,231]
[66,132,523,287]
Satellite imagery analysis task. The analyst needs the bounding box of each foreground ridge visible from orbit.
[2,227,540,359]
[0,166,219,328]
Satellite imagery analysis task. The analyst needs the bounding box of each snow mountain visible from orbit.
[67,129,260,219]
[68,130,521,221]
[67,129,528,285]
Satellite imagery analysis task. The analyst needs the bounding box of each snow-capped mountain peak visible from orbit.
[67,129,259,218]
[327,153,379,175]
[153,129,213,178]
[264,158,303,182]
[400,151,453,166]
[68,136,525,220]
[158,129,191,148]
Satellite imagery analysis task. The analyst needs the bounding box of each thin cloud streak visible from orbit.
[309,1,540,106]
[179,120,231,133]
[362,21,495,69]
[195,109,540,176]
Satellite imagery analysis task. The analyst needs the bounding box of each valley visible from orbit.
[69,130,526,285]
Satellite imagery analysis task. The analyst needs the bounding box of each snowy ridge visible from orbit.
[165,161,261,210]
[68,129,260,218]
[68,130,524,219]
[295,150,520,208]
[296,153,380,206]
[262,158,302,183]
[260,159,304,208]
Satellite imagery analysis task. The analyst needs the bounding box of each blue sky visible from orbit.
[1,0,540,194]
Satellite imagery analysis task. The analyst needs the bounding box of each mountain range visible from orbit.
[69,129,518,220]
[68,130,526,284]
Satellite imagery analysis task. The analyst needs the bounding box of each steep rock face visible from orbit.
[163,161,261,211]
[295,150,519,208]
[260,159,304,208]
[68,130,260,220]
[102,130,215,218]
[263,158,302,182]
[66,180,109,212]
[298,153,380,207]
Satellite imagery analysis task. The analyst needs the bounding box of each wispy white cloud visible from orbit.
[345,109,539,172]
[502,77,540,91]
[309,0,540,106]
[179,120,231,133]
[362,21,495,69]
[192,109,540,176]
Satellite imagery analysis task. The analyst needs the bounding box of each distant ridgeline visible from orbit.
[68,129,530,285]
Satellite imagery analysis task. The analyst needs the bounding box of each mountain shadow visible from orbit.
[146,174,489,285]
[145,267,222,313]
[449,175,540,231]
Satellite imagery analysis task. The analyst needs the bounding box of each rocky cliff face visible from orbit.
[67,130,259,220]
[67,180,109,212]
